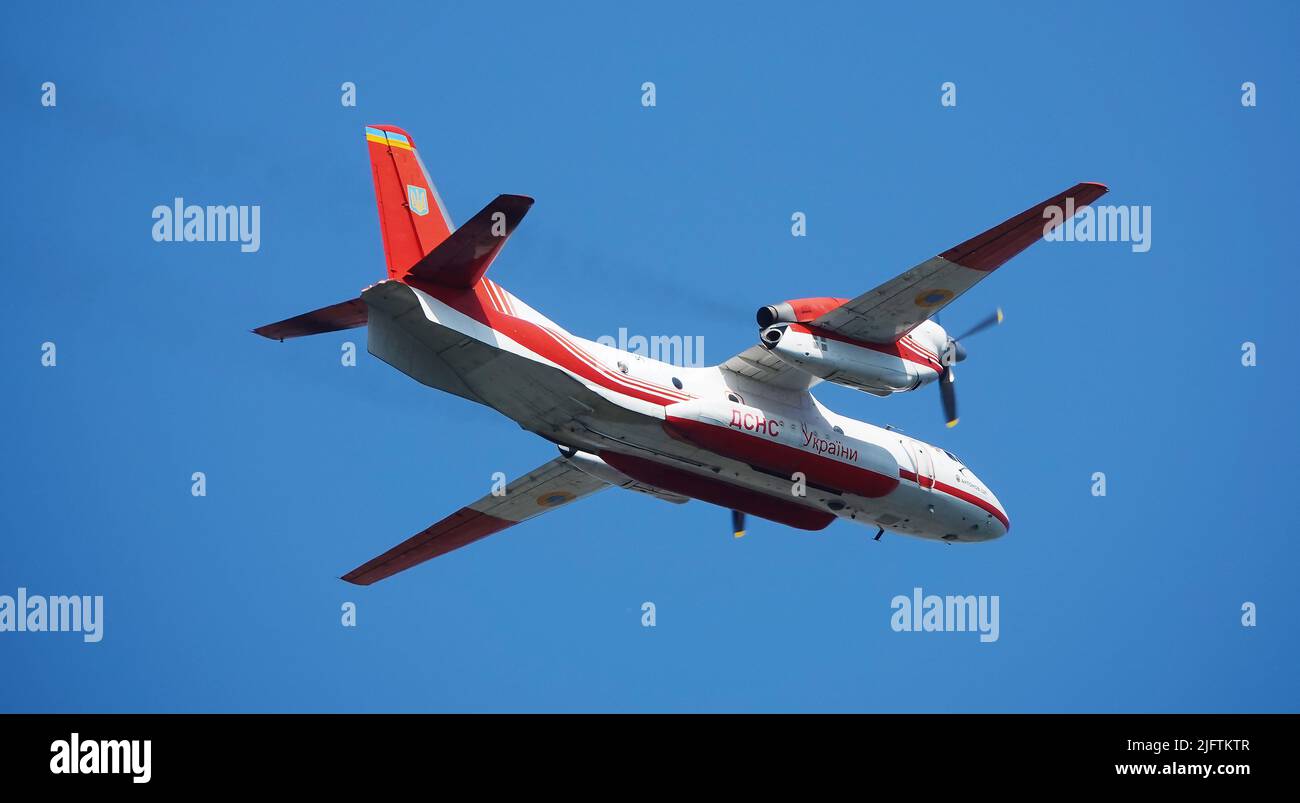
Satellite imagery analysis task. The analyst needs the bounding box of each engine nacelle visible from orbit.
[763,321,948,396]
[756,297,849,329]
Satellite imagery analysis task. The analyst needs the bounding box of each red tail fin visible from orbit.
[365,125,454,280]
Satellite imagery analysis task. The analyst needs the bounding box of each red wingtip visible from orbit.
[940,181,1112,272]
[1076,181,1110,202]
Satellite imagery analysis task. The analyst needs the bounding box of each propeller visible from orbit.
[732,509,747,539]
[937,308,1004,428]
[952,308,1005,342]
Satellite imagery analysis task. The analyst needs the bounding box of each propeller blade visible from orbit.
[954,308,1004,342]
[940,365,958,428]
[731,509,747,539]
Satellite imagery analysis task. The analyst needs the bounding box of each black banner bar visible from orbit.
[0,714,1286,789]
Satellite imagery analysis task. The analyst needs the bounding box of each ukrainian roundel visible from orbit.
[407,185,429,216]
[538,491,576,507]
[915,288,954,307]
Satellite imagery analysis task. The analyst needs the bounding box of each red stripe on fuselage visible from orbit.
[404,277,690,406]
[663,415,899,498]
[899,469,1009,529]
[545,328,693,402]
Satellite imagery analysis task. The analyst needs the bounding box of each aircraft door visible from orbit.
[905,440,936,490]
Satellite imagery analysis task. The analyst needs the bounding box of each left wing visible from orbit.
[342,456,608,585]
[812,182,1107,343]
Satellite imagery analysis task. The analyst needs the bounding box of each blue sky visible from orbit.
[1,1,1296,712]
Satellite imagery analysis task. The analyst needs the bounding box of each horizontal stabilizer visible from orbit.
[252,297,367,341]
[406,194,534,288]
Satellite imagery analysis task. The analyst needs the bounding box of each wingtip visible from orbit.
[250,327,284,342]
[1078,181,1110,199]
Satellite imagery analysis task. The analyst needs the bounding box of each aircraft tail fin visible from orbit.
[253,126,532,340]
[365,124,455,281]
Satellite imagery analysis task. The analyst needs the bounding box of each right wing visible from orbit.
[811,182,1108,343]
[341,456,610,585]
[719,182,1107,390]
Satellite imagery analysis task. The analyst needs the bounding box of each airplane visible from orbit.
[254,123,1107,585]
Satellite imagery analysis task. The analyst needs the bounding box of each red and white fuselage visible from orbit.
[366,277,1009,543]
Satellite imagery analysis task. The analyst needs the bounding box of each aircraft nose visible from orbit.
[959,478,1008,541]
[939,485,1008,542]
[986,491,1010,538]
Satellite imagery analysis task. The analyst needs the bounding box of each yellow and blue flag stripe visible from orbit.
[365,126,413,150]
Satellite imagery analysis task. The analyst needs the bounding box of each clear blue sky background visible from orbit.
[2,2,1296,712]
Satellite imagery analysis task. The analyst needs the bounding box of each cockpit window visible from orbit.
[942,450,962,464]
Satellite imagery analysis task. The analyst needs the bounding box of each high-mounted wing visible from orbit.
[812,182,1108,343]
[342,456,610,585]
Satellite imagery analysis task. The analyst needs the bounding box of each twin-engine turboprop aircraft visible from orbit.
[254,124,1107,584]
